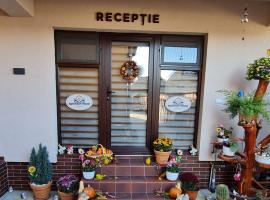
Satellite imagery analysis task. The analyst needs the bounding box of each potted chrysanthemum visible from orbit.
[166,162,181,181]
[246,57,270,81]
[180,172,199,200]
[153,137,173,165]
[82,158,98,180]
[216,125,232,143]
[28,144,52,199]
[57,175,79,200]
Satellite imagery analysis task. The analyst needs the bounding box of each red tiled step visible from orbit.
[97,193,167,200]
[82,176,177,194]
[98,157,160,177]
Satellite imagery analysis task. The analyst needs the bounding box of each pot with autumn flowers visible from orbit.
[57,175,78,200]
[180,172,199,200]
[166,162,181,181]
[153,137,173,165]
[82,158,98,180]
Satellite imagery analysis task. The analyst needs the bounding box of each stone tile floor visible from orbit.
[0,189,214,200]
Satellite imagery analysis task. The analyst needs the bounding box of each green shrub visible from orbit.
[28,144,52,185]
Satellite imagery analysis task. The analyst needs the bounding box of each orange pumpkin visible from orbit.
[83,185,96,199]
[169,183,182,199]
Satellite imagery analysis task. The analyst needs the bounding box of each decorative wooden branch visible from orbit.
[237,80,269,195]
[258,134,270,147]
[217,79,269,196]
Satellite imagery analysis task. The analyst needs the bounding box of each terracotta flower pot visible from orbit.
[30,181,52,200]
[186,190,198,200]
[154,150,171,165]
[58,190,74,200]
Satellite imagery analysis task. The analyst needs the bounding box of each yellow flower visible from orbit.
[28,166,36,174]
[216,127,221,132]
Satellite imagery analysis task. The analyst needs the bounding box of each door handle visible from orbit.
[107,88,115,100]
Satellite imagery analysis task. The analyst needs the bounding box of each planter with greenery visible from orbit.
[218,90,269,125]
[179,172,199,200]
[28,144,53,199]
[153,137,173,165]
[57,175,79,200]
[166,162,181,181]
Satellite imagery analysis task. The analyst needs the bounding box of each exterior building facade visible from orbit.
[0,0,270,197]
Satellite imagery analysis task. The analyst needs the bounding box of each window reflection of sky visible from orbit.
[132,47,149,77]
[164,47,197,63]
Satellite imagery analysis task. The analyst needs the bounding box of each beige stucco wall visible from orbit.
[0,0,269,162]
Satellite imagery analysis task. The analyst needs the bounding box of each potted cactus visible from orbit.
[215,184,230,200]
[28,144,53,200]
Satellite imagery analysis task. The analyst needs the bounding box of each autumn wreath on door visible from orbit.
[120,60,140,82]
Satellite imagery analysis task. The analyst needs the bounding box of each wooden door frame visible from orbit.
[100,33,158,154]
[55,30,205,155]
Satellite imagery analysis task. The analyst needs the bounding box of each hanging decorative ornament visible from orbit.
[120,60,140,82]
[240,4,249,41]
[240,7,249,23]
[233,163,242,182]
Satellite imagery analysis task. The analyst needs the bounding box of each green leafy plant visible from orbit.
[218,90,270,122]
[28,144,52,185]
[246,57,270,80]
[179,172,199,191]
[223,140,238,152]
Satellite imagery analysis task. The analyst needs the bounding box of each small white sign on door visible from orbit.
[165,96,191,112]
[66,94,93,111]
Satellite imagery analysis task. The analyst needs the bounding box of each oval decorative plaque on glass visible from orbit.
[165,96,191,113]
[66,94,93,111]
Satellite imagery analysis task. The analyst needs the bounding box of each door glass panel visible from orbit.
[159,70,198,149]
[59,67,99,147]
[111,42,149,147]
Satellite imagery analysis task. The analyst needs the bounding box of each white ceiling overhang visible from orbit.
[0,0,34,17]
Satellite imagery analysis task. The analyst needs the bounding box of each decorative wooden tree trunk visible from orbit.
[237,80,269,196]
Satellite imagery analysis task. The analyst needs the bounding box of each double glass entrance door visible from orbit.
[57,31,202,153]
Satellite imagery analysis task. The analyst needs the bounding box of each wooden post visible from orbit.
[239,125,257,195]
[237,79,269,195]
